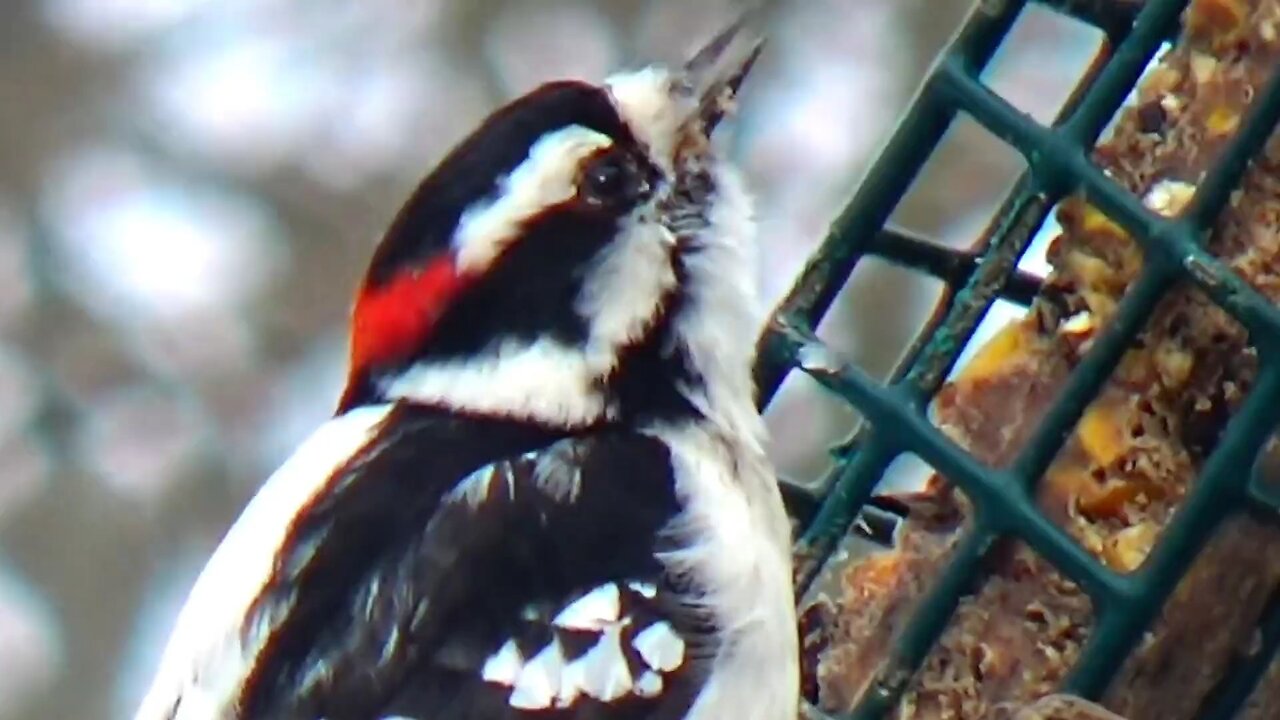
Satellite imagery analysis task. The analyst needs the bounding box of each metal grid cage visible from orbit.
[756,0,1280,717]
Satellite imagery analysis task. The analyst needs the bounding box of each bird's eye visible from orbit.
[580,153,644,207]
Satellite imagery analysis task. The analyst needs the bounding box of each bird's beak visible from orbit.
[679,10,766,135]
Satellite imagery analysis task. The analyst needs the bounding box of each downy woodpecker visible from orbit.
[135,15,797,720]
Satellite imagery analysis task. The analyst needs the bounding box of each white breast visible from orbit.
[646,422,798,720]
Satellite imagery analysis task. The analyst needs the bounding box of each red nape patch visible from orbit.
[349,254,470,377]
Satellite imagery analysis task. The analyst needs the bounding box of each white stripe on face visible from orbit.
[605,67,685,176]
[452,125,615,274]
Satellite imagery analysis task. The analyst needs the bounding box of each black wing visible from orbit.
[236,406,712,719]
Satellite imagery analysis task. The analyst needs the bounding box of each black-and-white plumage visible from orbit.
[136,15,796,720]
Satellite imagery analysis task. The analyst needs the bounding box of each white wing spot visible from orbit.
[552,583,621,630]
[634,670,664,698]
[533,446,583,503]
[518,603,540,622]
[563,624,632,702]
[626,580,658,598]
[481,638,524,686]
[632,621,685,672]
[453,126,614,273]
[446,465,498,507]
[555,662,583,708]
[509,638,565,710]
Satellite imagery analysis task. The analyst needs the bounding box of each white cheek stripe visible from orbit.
[384,205,679,428]
[383,339,610,426]
[453,125,614,274]
[383,225,678,428]
[134,404,393,720]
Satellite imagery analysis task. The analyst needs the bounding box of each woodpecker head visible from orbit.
[339,19,766,428]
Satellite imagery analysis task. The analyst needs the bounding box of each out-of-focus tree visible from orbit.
[0,1,1095,717]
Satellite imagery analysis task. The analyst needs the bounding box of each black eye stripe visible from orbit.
[362,81,637,289]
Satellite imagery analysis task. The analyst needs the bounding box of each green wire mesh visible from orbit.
[754,0,1280,718]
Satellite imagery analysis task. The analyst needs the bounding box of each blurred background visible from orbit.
[0,0,1101,717]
